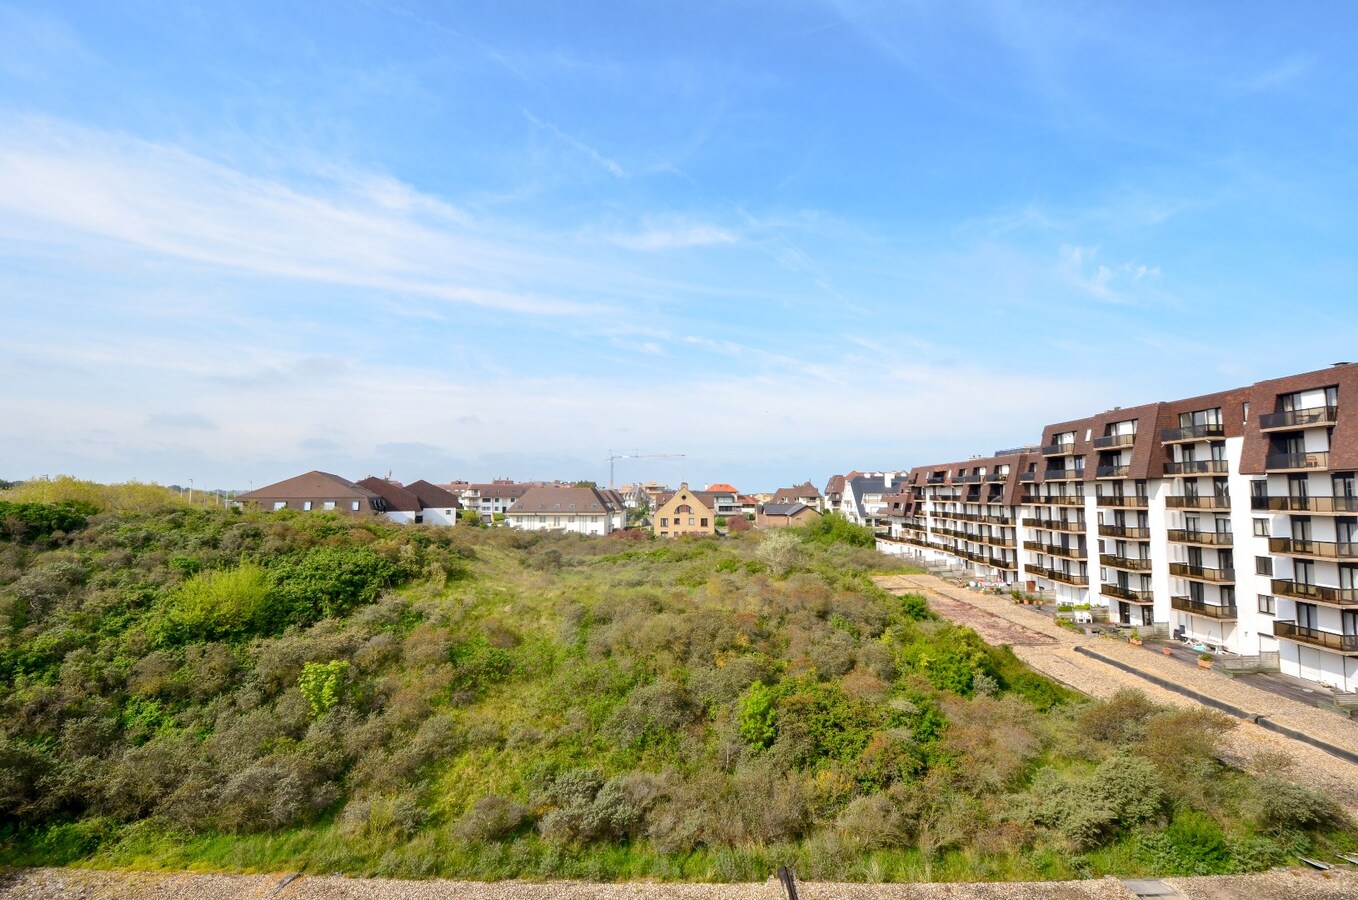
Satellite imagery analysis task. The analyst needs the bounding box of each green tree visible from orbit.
[299,660,349,717]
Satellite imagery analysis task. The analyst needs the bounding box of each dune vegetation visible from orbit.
[0,480,1353,881]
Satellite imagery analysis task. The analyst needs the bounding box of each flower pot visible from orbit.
[1162,647,1173,656]
[1129,638,1143,646]
[1197,659,1213,669]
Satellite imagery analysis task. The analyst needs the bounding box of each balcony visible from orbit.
[988,472,1008,482]
[1044,468,1084,481]
[1270,579,1358,607]
[1019,472,1036,482]
[1102,584,1154,603]
[955,474,983,484]
[1171,596,1238,620]
[1166,495,1230,510]
[1033,518,1087,533]
[1099,524,1151,539]
[1028,564,1089,586]
[1265,451,1330,472]
[988,556,1017,570]
[1273,620,1358,655]
[1101,554,1153,572]
[1043,543,1086,560]
[1096,495,1149,508]
[926,475,945,485]
[1269,537,1358,561]
[1033,495,1085,506]
[1170,563,1235,583]
[1161,422,1226,443]
[1093,433,1136,450]
[1259,406,1339,432]
[985,536,1016,549]
[1167,529,1233,547]
[1164,459,1230,476]
[1251,495,1358,514]
[1043,442,1076,456]
[1096,465,1131,479]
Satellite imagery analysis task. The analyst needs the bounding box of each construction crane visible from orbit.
[606,450,686,490]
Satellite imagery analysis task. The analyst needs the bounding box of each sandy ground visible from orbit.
[5,866,1358,900]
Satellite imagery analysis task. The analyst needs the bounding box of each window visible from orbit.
[1255,556,1273,576]
[303,501,312,511]
[351,501,360,511]
[660,517,668,527]
[323,501,336,510]
[274,501,287,511]
[700,518,708,527]
[1253,518,1270,537]
[1258,594,1275,615]
[688,517,695,526]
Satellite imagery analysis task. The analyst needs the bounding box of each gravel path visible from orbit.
[5,867,1358,900]
[873,575,1358,818]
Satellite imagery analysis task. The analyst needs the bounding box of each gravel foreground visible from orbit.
[4,868,1358,900]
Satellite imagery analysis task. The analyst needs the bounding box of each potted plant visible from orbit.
[1197,652,1214,669]
[1162,646,1173,656]
[1129,628,1143,646]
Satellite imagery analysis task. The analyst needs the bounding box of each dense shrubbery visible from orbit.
[0,505,1352,881]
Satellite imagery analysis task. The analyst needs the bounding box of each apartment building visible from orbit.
[883,362,1358,693]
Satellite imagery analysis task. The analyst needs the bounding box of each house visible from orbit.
[442,480,535,523]
[757,502,820,529]
[842,473,904,530]
[405,480,462,526]
[357,477,424,524]
[235,471,386,515]
[771,481,823,511]
[504,485,625,535]
[653,484,716,538]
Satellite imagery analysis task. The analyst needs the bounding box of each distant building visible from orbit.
[405,480,462,526]
[771,481,824,512]
[235,471,386,515]
[504,485,625,535]
[358,477,462,526]
[757,501,820,529]
[653,484,716,538]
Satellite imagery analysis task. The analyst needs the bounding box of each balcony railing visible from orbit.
[988,556,1017,570]
[1033,495,1085,506]
[1096,495,1149,508]
[1100,554,1153,572]
[1170,596,1238,620]
[1265,452,1330,472]
[1170,563,1235,583]
[1161,422,1226,443]
[988,472,1007,482]
[1102,584,1154,603]
[955,474,983,484]
[1273,620,1358,654]
[1019,472,1036,482]
[1270,579,1358,606]
[1043,543,1086,559]
[1269,537,1358,560]
[1096,465,1131,479]
[1026,518,1086,533]
[985,536,1016,548]
[1166,495,1230,510]
[1099,524,1151,539]
[1164,459,1230,476]
[1259,406,1339,431]
[1027,564,1089,586]
[1252,495,1358,514]
[1093,433,1136,449]
[1042,442,1075,456]
[1044,468,1084,481]
[926,475,945,484]
[1167,529,1233,546]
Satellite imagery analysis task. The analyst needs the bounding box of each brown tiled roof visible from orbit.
[238,470,379,502]
[506,485,620,515]
[772,481,822,503]
[406,479,462,509]
[358,477,423,513]
[470,483,533,500]
[1240,362,1358,474]
[705,483,739,493]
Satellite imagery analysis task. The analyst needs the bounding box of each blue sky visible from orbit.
[3,1,1357,492]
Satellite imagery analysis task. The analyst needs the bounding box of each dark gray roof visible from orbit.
[847,475,892,517]
[763,502,811,517]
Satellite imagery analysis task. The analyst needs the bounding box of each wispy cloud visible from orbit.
[608,222,737,251]
[523,109,627,179]
[0,117,612,317]
[1058,244,1160,303]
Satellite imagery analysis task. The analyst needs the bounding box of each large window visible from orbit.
[1258,594,1275,615]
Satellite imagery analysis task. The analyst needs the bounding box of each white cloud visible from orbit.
[609,224,738,251]
[0,117,612,317]
[523,109,627,179]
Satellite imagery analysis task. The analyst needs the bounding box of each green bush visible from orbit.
[154,561,270,642]
[267,546,405,624]
[299,660,349,717]
[0,500,96,543]
[798,513,875,548]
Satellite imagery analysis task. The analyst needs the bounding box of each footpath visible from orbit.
[4,866,1358,900]
[872,574,1358,818]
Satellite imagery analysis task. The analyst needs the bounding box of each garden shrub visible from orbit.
[299,660,350,717]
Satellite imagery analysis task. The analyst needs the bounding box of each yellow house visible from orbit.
[653,483,715,538]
